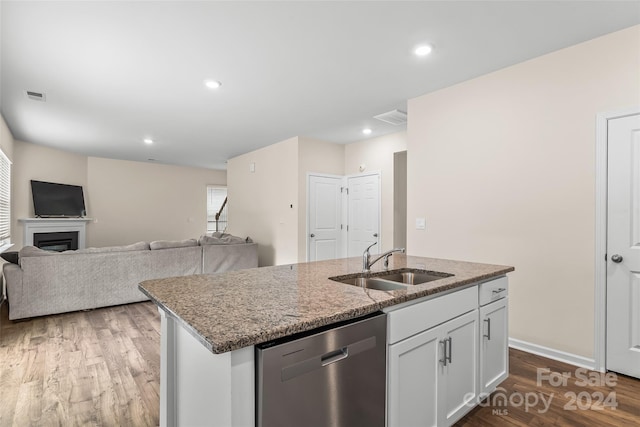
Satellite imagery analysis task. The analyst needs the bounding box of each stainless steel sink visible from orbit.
[330,268,453,291]
[337,276,408,291]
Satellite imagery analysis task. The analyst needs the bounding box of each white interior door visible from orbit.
[347,173,380,257]
[606,112,640,379]
[308,175,342,261]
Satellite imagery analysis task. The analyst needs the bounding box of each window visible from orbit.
[207,186,227,233]
[0,149,11,249]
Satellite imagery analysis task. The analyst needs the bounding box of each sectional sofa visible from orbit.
[3,234,258,320]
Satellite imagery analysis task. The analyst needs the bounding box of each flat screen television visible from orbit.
[31,180,86,217]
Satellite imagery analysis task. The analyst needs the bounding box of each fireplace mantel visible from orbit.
[19,218,93,249]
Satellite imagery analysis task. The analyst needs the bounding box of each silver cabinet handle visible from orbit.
[492,288,506,294]
[310,233,315,238]
[440,339,448,366]
[440,337,453,365]
[447,337,452,364]
[611,254,623,263]
[484,318,491,340]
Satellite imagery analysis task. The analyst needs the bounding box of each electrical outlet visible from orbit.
[415,217,426,230]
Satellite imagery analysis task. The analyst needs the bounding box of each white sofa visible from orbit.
[3,236,258,320]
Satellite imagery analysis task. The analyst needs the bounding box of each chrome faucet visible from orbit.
[362,242,406,272]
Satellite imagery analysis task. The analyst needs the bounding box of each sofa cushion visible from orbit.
[150,238,198,250]
[19,246,57,258]
[19,242,150,259]
[76,241,150,253]
[199,233,252,245]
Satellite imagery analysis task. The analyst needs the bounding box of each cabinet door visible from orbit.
[388,326,441,427]
[479,298,509,395]
[440,310,479,426]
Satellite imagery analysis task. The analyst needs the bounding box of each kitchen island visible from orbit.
[139,254,514,427]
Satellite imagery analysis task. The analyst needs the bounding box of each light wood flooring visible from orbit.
[1,301,639,426]
[0,301,161,426]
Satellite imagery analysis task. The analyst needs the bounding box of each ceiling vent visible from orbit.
[373,109,407,125]
[25,90,46,102]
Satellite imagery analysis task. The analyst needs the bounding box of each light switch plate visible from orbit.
[415,217,426,230]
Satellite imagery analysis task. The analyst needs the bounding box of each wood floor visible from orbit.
[457,349,640,426]
[1,301,639,426]
[0,301,161,426]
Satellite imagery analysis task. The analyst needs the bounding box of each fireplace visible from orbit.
[19,217,92,250]
[33,231,79,252]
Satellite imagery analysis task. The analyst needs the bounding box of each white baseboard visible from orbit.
[509,338,596,371]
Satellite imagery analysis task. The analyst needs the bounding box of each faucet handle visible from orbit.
[365,242,377,253]
[383,254,392,269]
[383,248,405,268]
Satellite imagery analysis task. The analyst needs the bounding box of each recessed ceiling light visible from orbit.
[144,138,153,145]
[362,128,372,135]
[414,44,433,57]
[204,80,222,89]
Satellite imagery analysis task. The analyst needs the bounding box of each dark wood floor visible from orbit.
[1,301,638,426]
[457,349,640,426]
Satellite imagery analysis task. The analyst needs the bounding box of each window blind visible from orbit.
[0,149,11,245]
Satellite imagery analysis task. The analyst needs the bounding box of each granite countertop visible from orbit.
[138,255,514,354]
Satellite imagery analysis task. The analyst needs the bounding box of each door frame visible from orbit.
[594,106,640,372]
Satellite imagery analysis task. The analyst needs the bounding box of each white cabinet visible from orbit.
[388,321,440,426]
[441,310,479,425]
[386,276,509,427]
[386,287,479,427]
[479,279,509,396]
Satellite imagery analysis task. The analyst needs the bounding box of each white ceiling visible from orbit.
[1,1,639,170]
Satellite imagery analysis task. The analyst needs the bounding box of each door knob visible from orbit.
[310,233,315,238]
[611,254,623,263]
[373,233,378,238]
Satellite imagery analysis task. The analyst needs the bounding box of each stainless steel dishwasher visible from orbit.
[256,312,387,427]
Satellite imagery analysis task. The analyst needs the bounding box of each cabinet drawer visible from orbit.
[478,276,508,306]
[387,286,478,344]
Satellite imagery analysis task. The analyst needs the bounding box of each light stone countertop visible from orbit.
[138,254,514,354]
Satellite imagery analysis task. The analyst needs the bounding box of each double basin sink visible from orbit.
[329,268,453,291]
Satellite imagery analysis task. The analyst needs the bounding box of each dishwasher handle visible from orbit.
[280,336,377,381]
[321,347,349,366]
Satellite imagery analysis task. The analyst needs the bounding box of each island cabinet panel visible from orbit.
[388,325,440,426]
[479,297,509,395]
[441,310,479,425]
[159,309,255,427]
[387,309,478,427]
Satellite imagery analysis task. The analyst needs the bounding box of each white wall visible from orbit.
[407,25,640,359]
[86,157,225,247]
[227,137,299,266]
[228,132,407,265]
[12,140,88,248]
[11,140,225,248]
[345,131,407,252]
